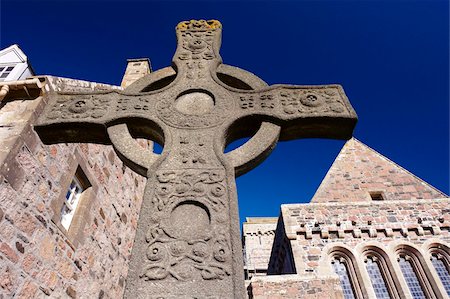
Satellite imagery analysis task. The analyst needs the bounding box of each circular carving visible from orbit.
[188,39,207,53]
[168,241,188,257]
[69,99,90,113]
[168,201,210,240]
[213,242,229,262]
[192,242,210,258]
[147,243,166,261]
[156,88,233,129]
[175,91,214,115]
[210,183,226,197]
[300,93,323,107]
[125,65,281,174]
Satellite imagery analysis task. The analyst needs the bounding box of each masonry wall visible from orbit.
[242,218,277,279]
[249,274,343,299]
[277,198,450,274]
[311,138,447,203]
[267,198,450,298]
[0,77,146,298]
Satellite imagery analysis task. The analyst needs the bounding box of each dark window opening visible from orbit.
[370,191,385,201]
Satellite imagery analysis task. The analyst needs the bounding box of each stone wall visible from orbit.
[0,77,147,298]
[242,217,277,279]
[248,274,343,299]
[270,199,450,274]
[311,138,447,203]
[120,59,152,89]
[268,198,450,298]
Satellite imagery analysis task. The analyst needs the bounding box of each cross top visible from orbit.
[35,20,357,298]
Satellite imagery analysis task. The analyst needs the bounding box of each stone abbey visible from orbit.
[0,21,448,299]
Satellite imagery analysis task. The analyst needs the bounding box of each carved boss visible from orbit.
[35,20,357,299]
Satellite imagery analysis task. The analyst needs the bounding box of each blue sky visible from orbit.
[2,0,449,223]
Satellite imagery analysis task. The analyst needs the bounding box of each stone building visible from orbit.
[242,217,277,280]
[0,45,35,82]
[0,46,151,298]
[246,138,450,299]
[0,43,448,299]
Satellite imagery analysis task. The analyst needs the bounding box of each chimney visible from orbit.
[121,58,152,89]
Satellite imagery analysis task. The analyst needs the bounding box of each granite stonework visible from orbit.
[242,217,277,279]
[260,139,450,298]
[34,20,357,298]
[0,76,147,298]
[312,138,447,203]
[249,275,344,299]
[263,198,450,298]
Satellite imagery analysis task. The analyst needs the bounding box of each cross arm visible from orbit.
[231,84,357,140]
[34,90,162,144]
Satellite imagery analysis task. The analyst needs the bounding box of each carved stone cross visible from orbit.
[35,20,357,298]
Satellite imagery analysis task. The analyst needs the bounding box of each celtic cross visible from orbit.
[35,20,357,299]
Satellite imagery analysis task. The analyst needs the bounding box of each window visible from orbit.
[365,257,391,299]
[430,251,450,296]
[398,255,426,298]
[363,248,400,299]
[329,247,366,299]
[51,159,96,248]
[0,66,15,80]
[370,191,385,201]
[332,256,357,299]
[61,177,84,230]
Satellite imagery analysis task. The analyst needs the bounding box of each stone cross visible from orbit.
[35,20,357,299]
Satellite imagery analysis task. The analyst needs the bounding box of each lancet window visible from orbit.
[396,247,435,299]
[332,256,356,299]
[365,256,391,298]
[363,248,399,299]
[330,248,363,299]
[398,255,426,299]
[430,246,450,296]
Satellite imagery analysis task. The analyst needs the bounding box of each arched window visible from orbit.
[365,256,392,298]
[397,247,435,299]
[332,256,356,299]
[429,245,450,296]
[330,248,364,299]
[362,247,399,299]
[398,256,426,298]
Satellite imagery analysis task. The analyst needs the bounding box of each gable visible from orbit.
[311,138,448,203]
[0,45,27,64]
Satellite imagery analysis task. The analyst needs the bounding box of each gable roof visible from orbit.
[311,138,448,203]
[0,44,28,64]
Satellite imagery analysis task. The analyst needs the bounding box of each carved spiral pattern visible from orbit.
[178,31,216,61]
[45,96,110,120]
[280,89,346,115]
[141,169,231,282]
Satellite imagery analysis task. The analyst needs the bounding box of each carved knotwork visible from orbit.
[141,169,231,282]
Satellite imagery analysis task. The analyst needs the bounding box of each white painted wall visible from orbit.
[0,44,35,81]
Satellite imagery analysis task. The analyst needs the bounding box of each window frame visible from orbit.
[61,176,84,230]
[429,244,450,296]
[369,191,386,201]
[329,247,365,299]
[0,65,16,81]
[363,248,400,299]
[50,149,97,248]
[396,247,436,299]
